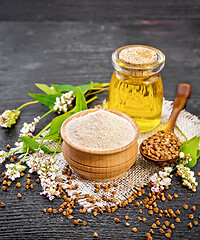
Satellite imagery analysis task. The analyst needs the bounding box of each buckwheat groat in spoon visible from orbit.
[140,83,191,163]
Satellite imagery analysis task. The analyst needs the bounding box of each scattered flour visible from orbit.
[65,110,136,151]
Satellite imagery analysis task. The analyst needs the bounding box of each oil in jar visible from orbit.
[108,72,163,132]
[108,45,165,132]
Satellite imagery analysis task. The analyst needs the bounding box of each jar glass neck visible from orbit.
[112,45,165,78]
[114,70,160,84]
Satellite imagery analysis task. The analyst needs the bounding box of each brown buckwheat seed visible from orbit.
[17,193,22,198]
[131,227,137,232]
[0,202,6,207]
[188,214,194,219]
[191,206,196,211]
[193,221,198,226]
[114,218,120,223]
[187,222,192,228]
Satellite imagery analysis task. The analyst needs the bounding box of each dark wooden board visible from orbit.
[0,1,200,239]
[0,21,199,114]
[0,0,200,22]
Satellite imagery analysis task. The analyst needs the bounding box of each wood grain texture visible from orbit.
[0,1,200,239]
[0,0,200,21]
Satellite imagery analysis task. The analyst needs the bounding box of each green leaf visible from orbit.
[35,83,59,95]
[45,87,87,140]
[45,109,76,140]
[76,86,87,111]
[18,136,61,154]
[180,136,200,168]
[28,93,61,109]
[51,82,94,95]
[197,149,200,159]
[19,136,39,152]
[51,84,77,94]
[51,82,109,96]
[29,82,109,109]
[90,82,110,88]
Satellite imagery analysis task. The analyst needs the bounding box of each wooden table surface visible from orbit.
[0,1,200,239]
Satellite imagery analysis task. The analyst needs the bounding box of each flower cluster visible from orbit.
[176,164,198,192]
[0,150,10,163]
[19,116,40,137]
[176,152,198,192]
[150,152,198,193]
[179,152,192,165]
[94,99,108,109]
[53,91,75,114]
[150,167,173,192]
[26,150,60,200]
[5,162,27,181]
[0,109,20,128]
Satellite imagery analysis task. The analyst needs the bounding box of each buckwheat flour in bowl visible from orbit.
[61,109,139,181]
[64,110,136,151]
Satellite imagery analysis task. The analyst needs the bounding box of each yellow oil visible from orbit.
[108,71,163,132]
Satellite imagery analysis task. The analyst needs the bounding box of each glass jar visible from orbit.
[108,45,165,132]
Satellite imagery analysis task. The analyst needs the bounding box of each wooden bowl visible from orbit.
[61,109,140,181]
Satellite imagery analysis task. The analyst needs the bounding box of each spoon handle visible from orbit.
[165,83,191,132]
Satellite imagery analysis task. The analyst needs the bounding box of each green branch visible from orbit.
[35,122,51,139]
[175,124,188,142]
[86,96,98,105]
[53,137,62,159]
[38,109,54,121]
[16,101,39,111]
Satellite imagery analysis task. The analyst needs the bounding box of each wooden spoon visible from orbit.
[140,83,191,164]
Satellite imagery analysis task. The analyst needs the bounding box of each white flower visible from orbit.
[53,91,75,114]
[160,177,171,186]
[19,116,40,137]
[63,104,68,113]
[64,91,73,99]
[164,167,173,173]
[56,97,60,104]
[67,99,72,105]
[61,96,66,104]
[159,171,168,178]
[176,163,197,192]
[26,151,60,201]
[179,152,185,158]
[0,109,20,128]
[38,149,44,157]
[5,162,26,180]
[150,173,158,183]
[150,166,173,192]
[34,117,40,123]
[0,150,10,163]
[15,142,23,148]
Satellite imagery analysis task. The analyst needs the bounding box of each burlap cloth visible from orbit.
[53,100,200,212]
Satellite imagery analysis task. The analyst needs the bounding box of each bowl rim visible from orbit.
[61,108,140,155]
